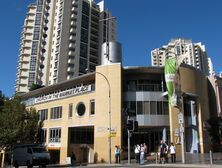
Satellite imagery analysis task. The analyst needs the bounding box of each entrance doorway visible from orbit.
[68,126,94,164]
[123,127,170,153]
[49,150,60,164]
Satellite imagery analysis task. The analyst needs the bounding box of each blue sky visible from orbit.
[0,0,222,97]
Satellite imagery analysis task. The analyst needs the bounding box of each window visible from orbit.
[81,15,89,29]
[49,128,61,142]
[79,58,87,73]
[69,127,94,144]
[27,148,32,154]
[82,1,89,16]
[35,13,42,25]
[90,99,95,115]
[68,103,73,118]
[28,72,35,87]
[31,41,38,55]
[150,101,157,114]
[76,102,86,116]
[144,101,150,114]
[38,109,48,120]
[80,43,88,58]
[163,102,169,115]
[137,101,143,115]
[33,27,40,40]
[50,106,62,119]
[81,28,88,43]
[30,57,37,71]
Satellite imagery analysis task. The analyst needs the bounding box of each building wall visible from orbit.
[24,63,122,164]
[22,64,213,163]
[169,65,211,156]
[94,63,122,162]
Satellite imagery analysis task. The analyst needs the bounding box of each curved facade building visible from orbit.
[21,63,212,164]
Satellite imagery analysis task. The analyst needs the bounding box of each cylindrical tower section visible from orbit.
[101,41,122,65]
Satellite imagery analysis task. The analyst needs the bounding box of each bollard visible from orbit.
[209,150,213,165]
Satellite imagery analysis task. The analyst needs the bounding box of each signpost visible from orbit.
[178,112,185,163]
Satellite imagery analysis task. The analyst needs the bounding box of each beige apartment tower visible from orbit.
[151,38,210,75]
[16,0,116,94]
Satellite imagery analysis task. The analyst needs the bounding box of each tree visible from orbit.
[0,95,39,151]
[29,84,44,91]
[207,117,222,151]
[0,90,6,112]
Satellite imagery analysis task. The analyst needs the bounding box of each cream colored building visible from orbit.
[151,38,210,76]
[21,63,213,164]
[16,0,116,94]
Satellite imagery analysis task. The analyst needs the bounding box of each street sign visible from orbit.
[109,132,116,137]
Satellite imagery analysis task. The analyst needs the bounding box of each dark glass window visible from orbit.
[80,43,88,58]
[81,15,89,29]
[69,127,94,144]
[90,100,95,115]
[81,28,88,43]
[68,103,73,118]
[79,58,87,73]
[137,101,143,115]
[82,1,89,16]
[76,102,86,116]
[150,101,157,114]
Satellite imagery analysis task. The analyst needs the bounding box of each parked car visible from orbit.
[13,144,50,168]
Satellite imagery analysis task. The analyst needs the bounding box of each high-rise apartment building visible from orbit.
[151,38,210,75]
[15,0,116,94]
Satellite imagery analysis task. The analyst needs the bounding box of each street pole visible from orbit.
[127,115,131,164]
[128,129,131,164]
[94,71,111,164]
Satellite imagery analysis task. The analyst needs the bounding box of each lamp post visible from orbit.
[95,71,111,164]
[86,68,111,163]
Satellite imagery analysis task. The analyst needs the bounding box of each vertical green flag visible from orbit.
[164,58,177,107]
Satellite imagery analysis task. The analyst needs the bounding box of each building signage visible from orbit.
[35,85,92,104]
[48,143,61,148]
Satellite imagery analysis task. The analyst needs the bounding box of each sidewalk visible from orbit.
[51,158,222,168]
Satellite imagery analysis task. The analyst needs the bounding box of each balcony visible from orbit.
[72,1,78,8]
[68,51,75,57]
[67,66,74,72]
[70,27,76,35]
[69,35,76,42]
[70,20,77,27]
[68,58,74,64]
[69,43,75,50]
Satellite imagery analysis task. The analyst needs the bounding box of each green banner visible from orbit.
[164,58,177,107]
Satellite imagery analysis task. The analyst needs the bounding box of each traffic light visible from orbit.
[134,121,138,132]
[126,120,134,131]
